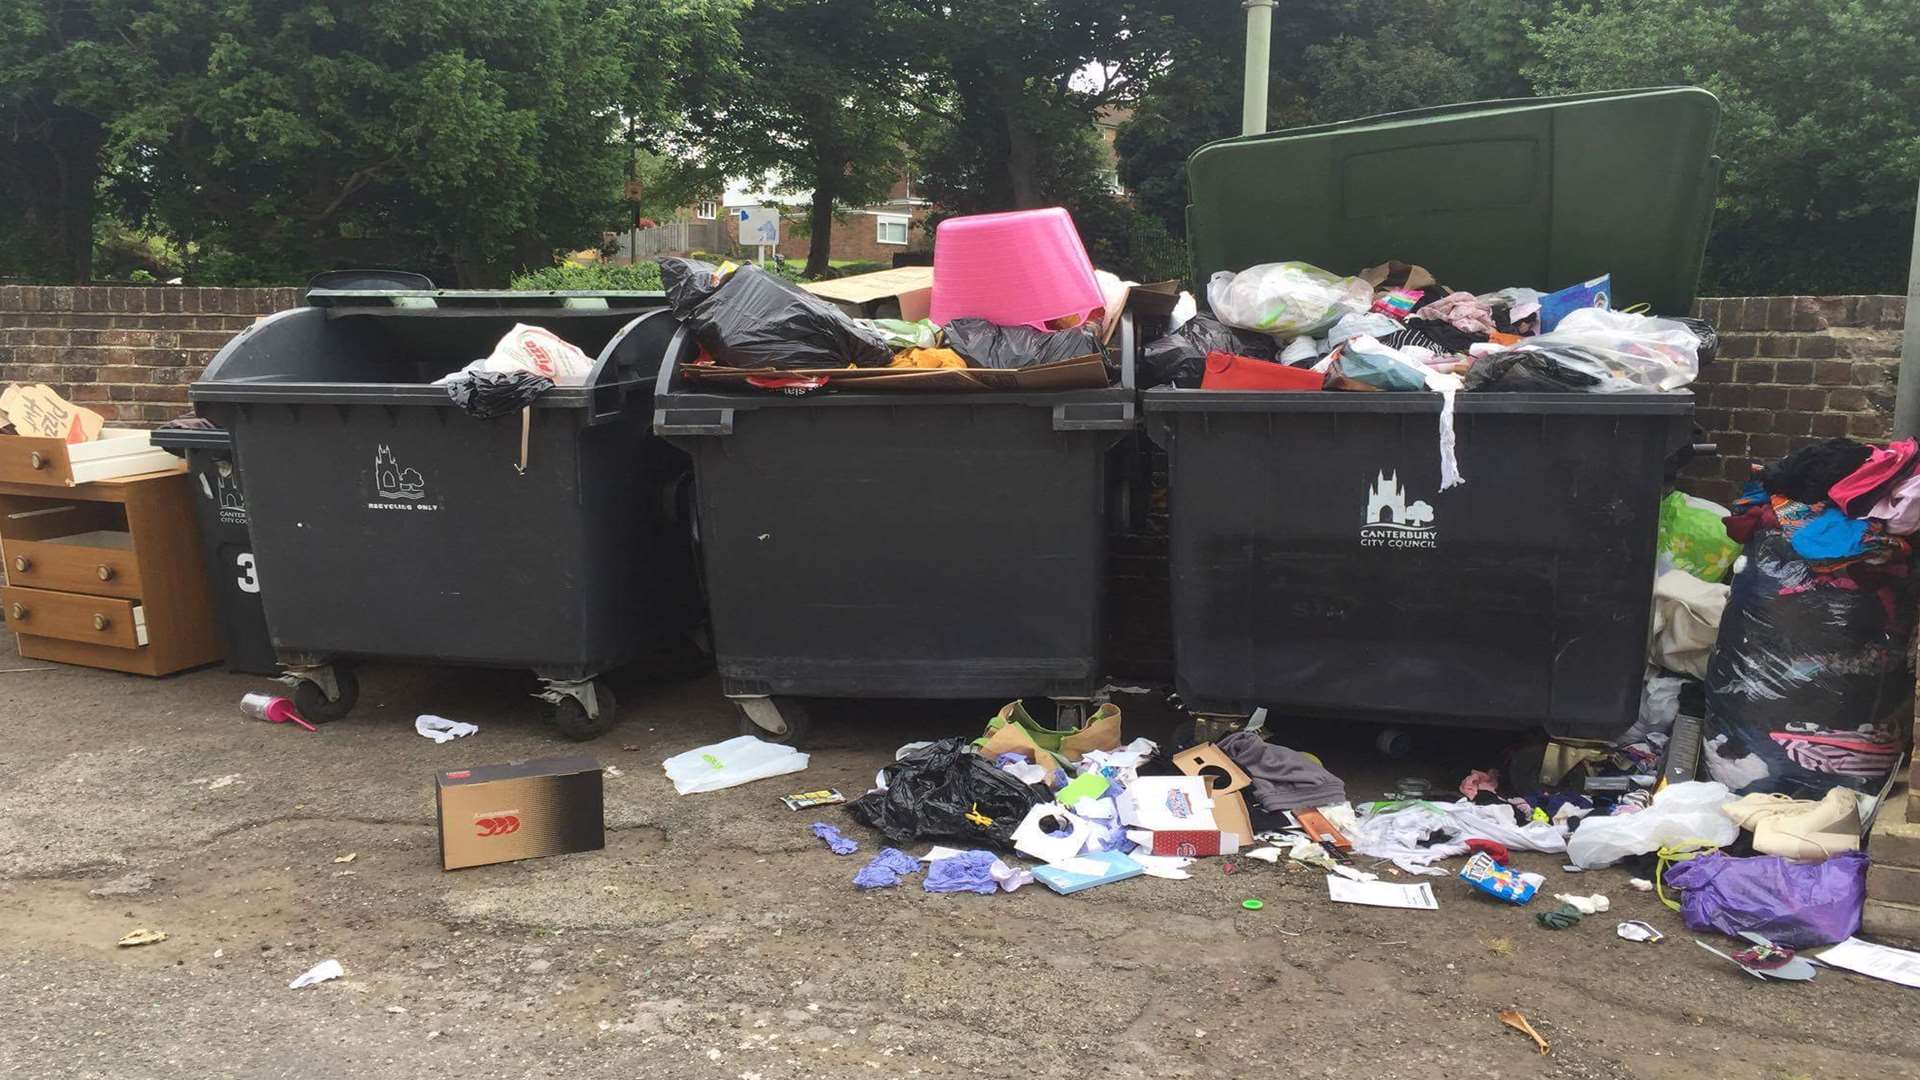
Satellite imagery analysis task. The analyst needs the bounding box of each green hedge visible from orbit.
[509,262,663,291]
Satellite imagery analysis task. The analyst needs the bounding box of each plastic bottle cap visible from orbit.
[1242,899,1264,910]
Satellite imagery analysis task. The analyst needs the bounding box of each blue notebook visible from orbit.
[1032,850,1145,895]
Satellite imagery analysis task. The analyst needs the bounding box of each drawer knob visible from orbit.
[8,603,25,621]
[28,451,46,470]
[10,555,27,573]
[97,564,115,582]
[92,613,110,631]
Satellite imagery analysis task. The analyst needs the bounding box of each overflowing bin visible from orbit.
[1145,88,1721,741]
[190,290,701,740]
[653,319,1138,741]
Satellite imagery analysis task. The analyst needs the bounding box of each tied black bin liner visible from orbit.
[662,260,892,370]
[847,738,1049,849]
[445,371,553,418]
[944,318,1104,371]
[1703,529,1915,797]
[1139,314,1276,388]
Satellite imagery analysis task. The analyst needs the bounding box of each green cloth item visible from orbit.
[1535,903,1583,930]
[1057,771,1110,807]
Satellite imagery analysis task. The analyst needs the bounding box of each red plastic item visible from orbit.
[1465,838,1511,865]
[1200,350,1323,391]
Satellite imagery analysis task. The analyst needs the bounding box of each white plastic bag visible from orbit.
[1565,781,1737,868]
[1499,308,1700,392]
[661,735,809,795]
[1207,262,1372,336]
[479,323,593,385]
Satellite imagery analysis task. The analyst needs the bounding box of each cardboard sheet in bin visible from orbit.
[679,352,1111,392]
[801,267,933,321]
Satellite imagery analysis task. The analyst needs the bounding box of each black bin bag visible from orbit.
[1138,314,1277,388]
[847,738,1050,849]
[1703,529,1915,797]
[672,263,893,370]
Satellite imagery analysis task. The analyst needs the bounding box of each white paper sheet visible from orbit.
[1326,876,1438,910]
[1814,937,1920,988]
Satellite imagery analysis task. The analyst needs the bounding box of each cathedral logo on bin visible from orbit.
[1360,470,1437,549]
[368,445,437,511]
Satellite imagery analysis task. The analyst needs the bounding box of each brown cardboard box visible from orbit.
[436,755,604,870]
[1172,742,1254,846]
[799,266,934,321]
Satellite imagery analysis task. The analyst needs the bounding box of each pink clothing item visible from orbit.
[1410,290,1497,336]
[1868,471,1920,535]
[1829,438,1918,517]
[1459,768,1500,800]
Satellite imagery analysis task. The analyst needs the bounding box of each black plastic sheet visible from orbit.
[943,318,1105,371]
[445,370,554,418]
[1138,314,1276,388]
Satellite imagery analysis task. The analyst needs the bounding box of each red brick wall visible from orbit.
[1681,294,1907,505]
[0,286,302,425]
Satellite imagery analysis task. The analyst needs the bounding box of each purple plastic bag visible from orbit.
[1663,850,1866,947]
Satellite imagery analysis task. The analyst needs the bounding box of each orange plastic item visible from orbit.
[1201,351,1323,391]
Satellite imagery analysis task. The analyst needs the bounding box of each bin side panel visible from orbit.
[1164,406,1672,740]
[215,402,627,672]
[688,404,1108,699]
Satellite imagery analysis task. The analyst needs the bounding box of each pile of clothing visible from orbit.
[1700,437,1917,798]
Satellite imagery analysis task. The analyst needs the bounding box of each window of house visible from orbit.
[876,214,910,245]
[695,199,718,221]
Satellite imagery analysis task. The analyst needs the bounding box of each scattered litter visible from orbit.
[333,853,357,864]
[241,692,316,732]
[1497,1009,1549,1055]
[663,736,809,795]
[809,822,858,856]
[1033,850,1144,894]
[1812,937,1920,989]
[415,715,479,743]
[853,848,921,890]
[1459,852,1538,904]
[1326,877,1437,910]
[781,789,846,811]
[923,850,1001,894]
[1242,899,1264,911]
[1535,903,1583,930]
[116,928,167,948]
[1617,921,1664,944]
[1552,893,1610,916]
[1696,932,1818,982]
[1243,846,1283,864]
[603,765,623,779]
[1131,853,1195,880]
[1330,864,1378,883]
[1011,803,1093,864]
[289,959,344,989]
[1628,878,1653,892]
[991,860,1035,893]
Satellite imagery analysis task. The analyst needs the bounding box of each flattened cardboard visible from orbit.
[1172,743,1251,794]
[1,383,105,443]
[678,353,1110,392]
[800,266,934,320]
[435,755,604,871]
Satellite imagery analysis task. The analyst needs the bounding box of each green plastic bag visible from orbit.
[1658,490,1738,582]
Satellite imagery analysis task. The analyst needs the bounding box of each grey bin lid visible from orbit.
[1185,87,1721,316]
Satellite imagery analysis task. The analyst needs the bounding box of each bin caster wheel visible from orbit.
[736,697,810,746]
[549,683,618,742]
[291,669,359,724]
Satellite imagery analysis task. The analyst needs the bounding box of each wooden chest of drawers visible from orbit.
[0,464,222,676]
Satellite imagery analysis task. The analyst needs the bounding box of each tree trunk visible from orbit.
[804,185,835,279]
[1004,113,1041,209]
[44,113,103,283]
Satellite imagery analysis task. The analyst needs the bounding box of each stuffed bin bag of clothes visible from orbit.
[1470,308,1700,392]
[1702,529,1914,796]
[1207,262,1372,337]
[1663,850,1867,948]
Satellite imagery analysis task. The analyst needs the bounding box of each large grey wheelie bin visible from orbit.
[189,290,702,740]
[1145,88,1722,743]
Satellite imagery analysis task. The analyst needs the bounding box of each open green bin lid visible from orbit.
[1185,87,1721,316]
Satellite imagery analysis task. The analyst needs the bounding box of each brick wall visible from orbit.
[1681,294,1908,505]
[0,286,301,426]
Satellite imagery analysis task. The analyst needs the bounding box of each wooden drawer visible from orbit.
[2,532,142,599]
[0,432,181,487]
[1,585,144,650]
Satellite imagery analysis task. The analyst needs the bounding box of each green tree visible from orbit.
[0,0,127,281]
[674,0,909,278]
[1526,0,1920,294]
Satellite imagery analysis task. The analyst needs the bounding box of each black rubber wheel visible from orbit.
[290,669,359,724]
[736,697,811,746]
[550,682,618,742]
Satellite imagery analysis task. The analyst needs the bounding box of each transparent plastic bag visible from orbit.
[1487,308,1700,392]
[1207,262,1372,336]
[1565,780,1738,868]
[661,735,810,795]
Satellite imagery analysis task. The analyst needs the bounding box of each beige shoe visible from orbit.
[1752,786,1862,861]
[1721,791,1799,830]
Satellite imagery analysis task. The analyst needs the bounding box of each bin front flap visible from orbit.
[1186,87,1720,316]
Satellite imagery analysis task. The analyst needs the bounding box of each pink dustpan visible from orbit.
[929,208,1105,330]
